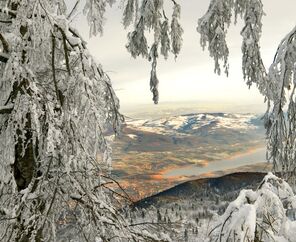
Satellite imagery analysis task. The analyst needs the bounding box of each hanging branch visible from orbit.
[0,33,10,63]
[125,0,183,104]
[149,43,159,104]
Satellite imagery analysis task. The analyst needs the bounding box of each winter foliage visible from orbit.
[198,0,296,178]
[209,173,296,242]
[265,26,296,178]
[124,0,183,103]
[0,1,153,241]
[128,173,296,242]
[197,0,266,88]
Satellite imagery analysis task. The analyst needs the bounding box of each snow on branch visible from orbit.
[0,33,9,53]
[125,0,183,103]
[197,0,233,76]
[209,173,296,242]
[83,0,116,36]
[0,1,131,241]
[197,0,296,176]
[197,0,266,89]
[264,25,296,177]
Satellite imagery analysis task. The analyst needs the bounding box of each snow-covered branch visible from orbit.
[198,0,265,82]
[0,33,9,52]
[125,0,183,103]
[197,0,233,76]
[209,173,296,242]
[198,0,296,177]
[264,26,296,177]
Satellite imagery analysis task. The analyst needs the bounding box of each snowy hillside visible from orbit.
[125,113,261,136]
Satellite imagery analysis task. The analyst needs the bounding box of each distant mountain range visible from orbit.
[117,113,265,154]
[125,113,264,137]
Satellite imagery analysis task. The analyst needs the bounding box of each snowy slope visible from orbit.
[125,113,261,136]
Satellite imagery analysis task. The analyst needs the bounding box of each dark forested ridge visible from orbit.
[134,172,266,208]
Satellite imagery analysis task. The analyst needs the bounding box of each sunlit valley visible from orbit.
[112,111,268,200]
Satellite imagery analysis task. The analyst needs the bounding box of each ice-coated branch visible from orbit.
[264,26,296,177]
[209,173,296,242]
[197,0,233,76]
[198,0,296,177]
[67,0,81,20]
[83,0,116,36]
[125,0,183,103]
[197,0,266,84]
[170,3,183,58]
[240,0,267,92]
[149,43,159,104]
[58,28,71,76]
[0,1,136,241]
[51,33,62,107]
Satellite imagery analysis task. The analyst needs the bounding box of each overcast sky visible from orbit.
[75,0,296,114]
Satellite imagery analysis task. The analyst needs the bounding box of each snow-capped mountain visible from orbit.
[125,113,262,137]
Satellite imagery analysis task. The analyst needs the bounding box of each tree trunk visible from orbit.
[13,113,36,191]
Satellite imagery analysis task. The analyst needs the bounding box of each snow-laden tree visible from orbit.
[209,173,296,242]
[0,0,125,241]
[197,0,296,180]
[0,1,174,242]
